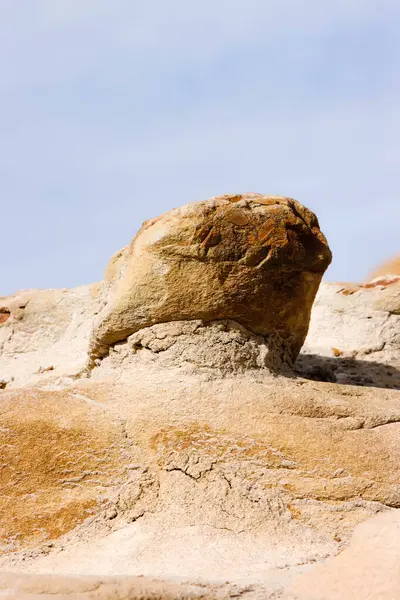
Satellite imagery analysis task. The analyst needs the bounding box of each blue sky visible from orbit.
[1,0,399,294]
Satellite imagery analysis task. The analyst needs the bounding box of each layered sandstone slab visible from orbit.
[1,368,399,580]
[0,571,224,600]
[2,510,399,599]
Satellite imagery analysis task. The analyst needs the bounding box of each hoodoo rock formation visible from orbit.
[89,193,332,368]
[0,195,399,600]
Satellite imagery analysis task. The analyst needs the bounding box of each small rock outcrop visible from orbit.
[369,254,400,282]
[0,285,105,388]
[297,280,400,388]
[89,193,332,368]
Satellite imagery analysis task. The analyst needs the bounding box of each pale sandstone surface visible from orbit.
[0,571,229,599]
[298,280,400,389]
[1,510,399,599]
[1,360,399,595]
[304,281,400,358]
[286,509,400,600]
[0,284,106,388]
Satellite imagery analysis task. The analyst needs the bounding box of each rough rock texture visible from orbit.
[89,193,331,367]
[0,307,10,325]
[112,320,279,373]
[2,279,400,390]
[0,285,105,388]
[0,572,228,599]
[2,510,399,599]
[297,281,400,388]
[2,279,399,390]
[0,387,132,554]
[1,201,400,598]
[104,245,129,283]
[1,367,399,593]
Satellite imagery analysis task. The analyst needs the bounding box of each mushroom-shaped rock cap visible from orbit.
[90,194,332,367]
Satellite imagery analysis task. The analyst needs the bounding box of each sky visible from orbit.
[1,0,399,295]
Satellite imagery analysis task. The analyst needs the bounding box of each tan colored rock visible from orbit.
[0,284,105,387]
[372,279,400,315]
[287,510,400,600]
[89,193,331,366]
[104,245,129,283]
[298,281,400,388]
[1,368,399,578]
[2,198,400,597]
[0,571,222,599]
[304,281,400,358]
[0,307,10,325]
[2,511,400,599]
[2,511,399,599]
[118,319,275,373]
[0,386,131,553]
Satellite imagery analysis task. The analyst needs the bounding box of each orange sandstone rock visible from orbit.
[90,193,332,367]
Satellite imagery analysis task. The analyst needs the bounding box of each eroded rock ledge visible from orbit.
[94,319,294,375]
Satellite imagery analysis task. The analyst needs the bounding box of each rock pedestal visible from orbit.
[89,193,332,368]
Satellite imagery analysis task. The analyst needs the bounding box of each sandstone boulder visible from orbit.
[89,193,331,367]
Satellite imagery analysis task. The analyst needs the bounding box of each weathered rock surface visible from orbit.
[0,284,105,388]
[1,201,400,598]
[0,386,131,554]
[0,571,227,599]
[297,280,400,388]
[89,193,331,367]
[109,319,277,373]
[2,510,399,599]
[1,368,399,591]
[287,510,400,600]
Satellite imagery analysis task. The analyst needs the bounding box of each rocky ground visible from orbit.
[0,194,399,599]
